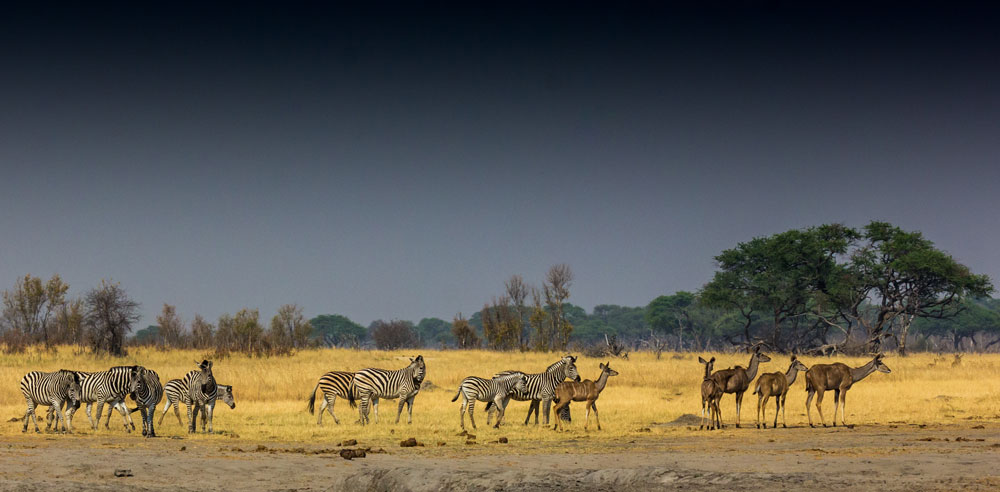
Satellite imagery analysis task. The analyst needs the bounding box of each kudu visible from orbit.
[805,353,891,427]
[698,356,722,430]
[754,356,808,429]
[707,345,771,428]
[551,362,618,431]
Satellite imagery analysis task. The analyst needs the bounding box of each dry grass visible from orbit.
[2,347,999,450]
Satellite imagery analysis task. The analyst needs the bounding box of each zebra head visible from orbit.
[218,385,236,409]
[63,370,82,405]
[409,355,426,383]
[514,373,528,394]
[127,366,146,393]
[564,355,581,382]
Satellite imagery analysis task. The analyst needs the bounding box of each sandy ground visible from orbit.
[1,423,998,491]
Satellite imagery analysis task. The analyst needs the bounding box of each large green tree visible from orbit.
[309,314,366,347]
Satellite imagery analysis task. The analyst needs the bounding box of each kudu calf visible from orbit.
[698,356,722,430]
[552,362,618,431]
[754,356,808,428]
[805,353,891,427]
[707,345,771,428]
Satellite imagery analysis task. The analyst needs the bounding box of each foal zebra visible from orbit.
[128,368,163,437]
[486,355,581,426]
[306,371,357,425]
[20,370,82,433]
[158,377,235,428]
[350,355,425,425]
[452,372,527,430]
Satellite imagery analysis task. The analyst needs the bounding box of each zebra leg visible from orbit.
[189,403,199,433]
[200,404,208,431]
[406,395,415,424]
[395,397,406,424]
[157,400,170,426]
[358,395,369,425]
[114,401,131,432]
[468,399,477,429]
[147,405,157,437]
[95,402,105,430]
[85,402,96,429]
[327,395,339,425]
[317,396,328,425]
[492,398,504,429]
[206,402,215,434]
[22,398,34,432]
[542,398,553,425]
[373,398,380,424]
[459,395,468,430]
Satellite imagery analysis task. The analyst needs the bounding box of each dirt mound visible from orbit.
[661,414,702,426]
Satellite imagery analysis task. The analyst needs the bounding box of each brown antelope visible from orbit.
[754,356,808,429]
[805,353,891,427]
[698,356,722,430]
[708,345,771,428]
[552,362,618,431]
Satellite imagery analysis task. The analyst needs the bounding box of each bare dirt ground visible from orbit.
[1,423,998,491]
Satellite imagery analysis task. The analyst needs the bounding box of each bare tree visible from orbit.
[371,320,418,350]
[52,298,85,345]
[85,279,141,357]
[268,303,312,353]
[505,275,529,348]
[190,314,215,349]
[529,287,551,351]
[543,264,574,350]
[452,313,480,349]
[1,274,69,348]
[156,303,188,349]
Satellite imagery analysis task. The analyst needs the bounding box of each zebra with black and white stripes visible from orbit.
[188,360,220,433]
[306,371,357,425]
[77,366,145,432]
[127,368,163,437]
[486,355,581,426]
[158,376,235,428]
[349,355,425,425]
[19,369,82,433]
[451,372,527,430]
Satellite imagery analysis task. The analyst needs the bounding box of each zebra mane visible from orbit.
[545,355,575,373]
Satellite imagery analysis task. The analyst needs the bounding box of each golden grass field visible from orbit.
[2,347,999,449]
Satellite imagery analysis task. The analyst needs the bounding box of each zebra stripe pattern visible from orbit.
[306,371,357,425]
[350,355,425,425]
[128,368,163,437]
[158,376,235,428]
[487,355,580,425]
[188,360,219,433]
[78,366,145,432]
[20,370,82,433]
[451,372,527,430]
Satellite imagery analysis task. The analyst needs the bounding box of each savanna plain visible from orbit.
[1,348,999,491]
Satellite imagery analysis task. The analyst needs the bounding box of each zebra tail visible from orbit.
[306,381,320,414]
[129,406,142,414]
[347,389,357,409]
[451,388,461,402]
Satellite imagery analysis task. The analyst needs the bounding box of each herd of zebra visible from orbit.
[18,359,235,437]
[306,354,589,429]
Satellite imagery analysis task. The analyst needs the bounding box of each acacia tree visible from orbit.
[371,320,418,350]
[1,274,70,348]
[701,222,993,354]
[85,280,141,356]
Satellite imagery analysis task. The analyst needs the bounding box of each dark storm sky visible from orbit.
[1,4,998,327]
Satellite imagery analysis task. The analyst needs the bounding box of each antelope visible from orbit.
[754,356,808,429]
[707,345,771,428]
[698,356,722,430]
[805,353,891,427]
[551,362,618,431]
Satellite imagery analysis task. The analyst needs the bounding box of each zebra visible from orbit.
[20,369,82,433]
[127,368,163,437]
[305,371,357,425]
[47,370,136,432]
[451,372,527,430]
[486,355,581,426]
[158,377,235,428]
[349,355,425,425]
[188,360,221,433]
[66,366,145,432]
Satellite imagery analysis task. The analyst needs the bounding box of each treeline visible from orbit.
[3,222,997,356]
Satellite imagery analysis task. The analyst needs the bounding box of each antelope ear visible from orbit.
[791,355,797,361]
[599,362,605,369]
[710,356,715,363]
[698,357,707,364]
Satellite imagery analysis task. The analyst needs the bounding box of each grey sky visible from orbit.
[1,5,997,328]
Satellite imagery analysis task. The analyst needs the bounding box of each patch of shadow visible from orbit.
[653,414,703,427]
